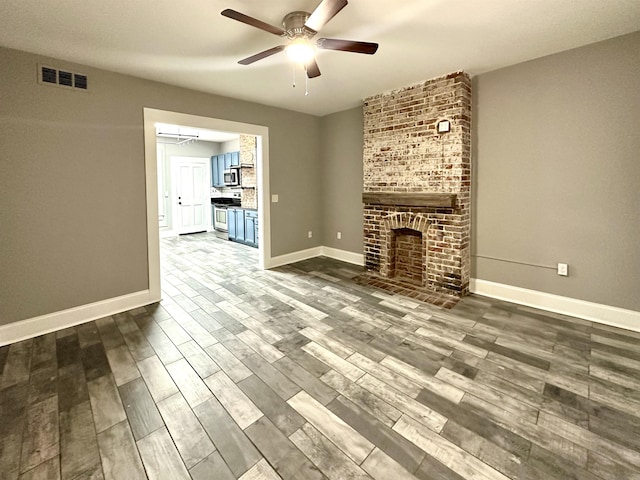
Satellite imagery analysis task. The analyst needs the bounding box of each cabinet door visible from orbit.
[228,208,236,240]
[224,152,233,170]
[216,156,226,186]
[254,214,259,246]
[235,208,245,242]
[231,151,240,166]
[245,214,255,246]
[211,156,218,187]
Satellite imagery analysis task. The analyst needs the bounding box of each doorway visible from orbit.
[143,108,271,303]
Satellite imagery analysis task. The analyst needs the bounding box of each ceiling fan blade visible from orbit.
[305,0,348,32]
[238,45,286,65]
[221,9,285,36]
[317,38,378,54]
[306,59,321,78]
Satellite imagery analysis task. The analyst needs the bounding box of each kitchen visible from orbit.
[156,124,259,248]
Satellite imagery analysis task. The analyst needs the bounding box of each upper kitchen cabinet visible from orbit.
[212,151,240,188]
[216,155,226,186]
[211,155,219,187]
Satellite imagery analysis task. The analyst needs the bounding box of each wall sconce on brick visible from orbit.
[437,119,451,134]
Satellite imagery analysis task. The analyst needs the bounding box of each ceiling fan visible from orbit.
[221,0,379,79]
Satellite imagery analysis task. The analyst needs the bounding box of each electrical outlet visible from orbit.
[337,232,342,239]
[308,231,312,238]
[557,263,568,276]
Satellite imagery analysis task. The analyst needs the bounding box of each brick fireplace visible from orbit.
[359,72,471,306]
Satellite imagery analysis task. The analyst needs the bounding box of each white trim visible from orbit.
[266,247,323,269]
[265,246,365,269]
[320,247,364,266]
[471,278,640,333]
[0,290,158,346]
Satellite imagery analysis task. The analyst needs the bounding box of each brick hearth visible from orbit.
[360,72,471,304]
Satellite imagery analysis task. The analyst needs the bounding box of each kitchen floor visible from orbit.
[1,232,640,479]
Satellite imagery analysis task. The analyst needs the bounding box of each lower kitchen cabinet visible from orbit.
[244,210,258,247]
[228,207,236,239]
[227,208,258,248]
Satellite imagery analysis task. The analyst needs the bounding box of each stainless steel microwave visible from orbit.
[223,168,240,186]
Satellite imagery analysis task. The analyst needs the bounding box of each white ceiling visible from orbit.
[2,0,639,116]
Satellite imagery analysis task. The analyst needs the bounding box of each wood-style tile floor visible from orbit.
[2,232,640,480]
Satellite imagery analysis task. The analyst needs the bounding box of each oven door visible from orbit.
[213,205,228,232]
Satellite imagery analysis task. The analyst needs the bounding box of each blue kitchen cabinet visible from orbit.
[212,151,241,187]
[235,208,245,242]
[244,210,258,247]
[228,207,244,242]
[227,208,244,243]
[228,207,236,239]
[211,156,218,187]
[227,208,258,248]
[216,155,226,186]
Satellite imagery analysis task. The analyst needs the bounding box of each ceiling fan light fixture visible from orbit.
[286,38,315,63]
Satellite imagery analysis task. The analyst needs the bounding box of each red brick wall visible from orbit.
[362,72,471,296]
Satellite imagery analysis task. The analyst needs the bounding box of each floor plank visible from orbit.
[288,390,374,464]
[290,422,371,480]
[118,377,165,441]
[204,371,263,429]
[59,401,103,480]
[193,397,262,477]
[136,427,190,480]
[97,421,146,480]
[156,392,216,468]
[87,374,127,433]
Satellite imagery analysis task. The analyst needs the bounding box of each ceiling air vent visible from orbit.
[38,64,89,91]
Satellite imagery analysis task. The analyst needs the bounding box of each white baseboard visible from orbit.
[265,246,364,270]
[265,247,324,269]
[471,278,640,333]
[0,290,159,346]
[320,247,364,266]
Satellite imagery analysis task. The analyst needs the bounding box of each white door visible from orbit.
[171,157,210,235]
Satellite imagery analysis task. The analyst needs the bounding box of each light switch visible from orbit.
[271,194,279,203]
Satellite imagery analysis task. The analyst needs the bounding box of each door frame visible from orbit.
[143,108,270,302]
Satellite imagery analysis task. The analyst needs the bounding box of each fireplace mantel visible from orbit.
[362,192,457,209]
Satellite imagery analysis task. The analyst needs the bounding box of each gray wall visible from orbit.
[220,138,240,153]
[3,30,639,327]
[472,31,640,311]
[0,46,321,325]
[319,107,364,253]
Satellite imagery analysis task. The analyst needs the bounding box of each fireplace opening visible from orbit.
[390,228,424,286]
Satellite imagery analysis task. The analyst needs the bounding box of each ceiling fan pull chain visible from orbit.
[292,62,296,88]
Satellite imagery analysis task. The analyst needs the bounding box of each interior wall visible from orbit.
[220,138,240,152]
[472,31,640,311]
[0,46,322,326]
[319,107,364,253]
